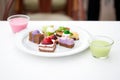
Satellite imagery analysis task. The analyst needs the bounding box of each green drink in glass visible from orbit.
[90,36,114,59]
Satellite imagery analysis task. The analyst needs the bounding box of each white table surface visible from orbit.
[0,21,120,80]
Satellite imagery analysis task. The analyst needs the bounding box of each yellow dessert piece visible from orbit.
[70,32,79,40]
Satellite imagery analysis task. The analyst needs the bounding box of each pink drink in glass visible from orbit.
[8,15,30,33]
[9,18,28,33]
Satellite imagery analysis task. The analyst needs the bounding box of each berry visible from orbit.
[42,37,53,44]
[49,35,57,40]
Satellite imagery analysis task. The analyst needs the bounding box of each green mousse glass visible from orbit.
[90,36,114,59]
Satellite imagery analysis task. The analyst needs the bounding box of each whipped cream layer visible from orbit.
[39,43,56,51]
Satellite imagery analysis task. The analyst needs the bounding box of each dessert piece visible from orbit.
[70,32,79,40]
[58,37,74,48]
[49,35,58,44]
[42,25,55,36]
[55,31,63,37]
[62,30,71,37]
[42,26,48,33]
[39,37,56,52]
[49,35,57,40]
[29,30,44,44]
[55,26,70,37]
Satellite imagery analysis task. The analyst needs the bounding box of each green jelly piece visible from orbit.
[64,30,70,34]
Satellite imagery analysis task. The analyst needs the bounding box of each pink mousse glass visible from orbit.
[7,15,30,33]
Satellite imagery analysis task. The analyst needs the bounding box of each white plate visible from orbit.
[14,25,91,57]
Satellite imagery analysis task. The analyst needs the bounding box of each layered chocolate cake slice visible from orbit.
[29,30,44,44]
[39,37,56,52]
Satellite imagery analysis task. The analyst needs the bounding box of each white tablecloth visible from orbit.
[0,21,120,80]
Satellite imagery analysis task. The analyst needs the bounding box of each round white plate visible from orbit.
[14,25,91,57]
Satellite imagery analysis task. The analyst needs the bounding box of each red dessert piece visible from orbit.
[42,37,53,44]
[49,35,57,40]
[39,37,56,52]
[49,35,58,44]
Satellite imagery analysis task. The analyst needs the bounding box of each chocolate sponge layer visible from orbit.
[58,42,74,48]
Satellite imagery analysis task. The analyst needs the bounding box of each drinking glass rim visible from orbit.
[90,35,114,47]
[7,14,30,21]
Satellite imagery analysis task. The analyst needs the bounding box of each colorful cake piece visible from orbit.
[49,35,58,44]
[29,30,44,44]
[49,35,57,40]
[42,26,48,33]
[55,31,63,37]
[39,37,56,52]
[62,30,71,37]
[70,32,79,40]
[55,26,70,37]
[58,37,74,48]
[42,25,55,36]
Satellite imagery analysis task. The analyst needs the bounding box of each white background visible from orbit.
[0,21,120,80]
